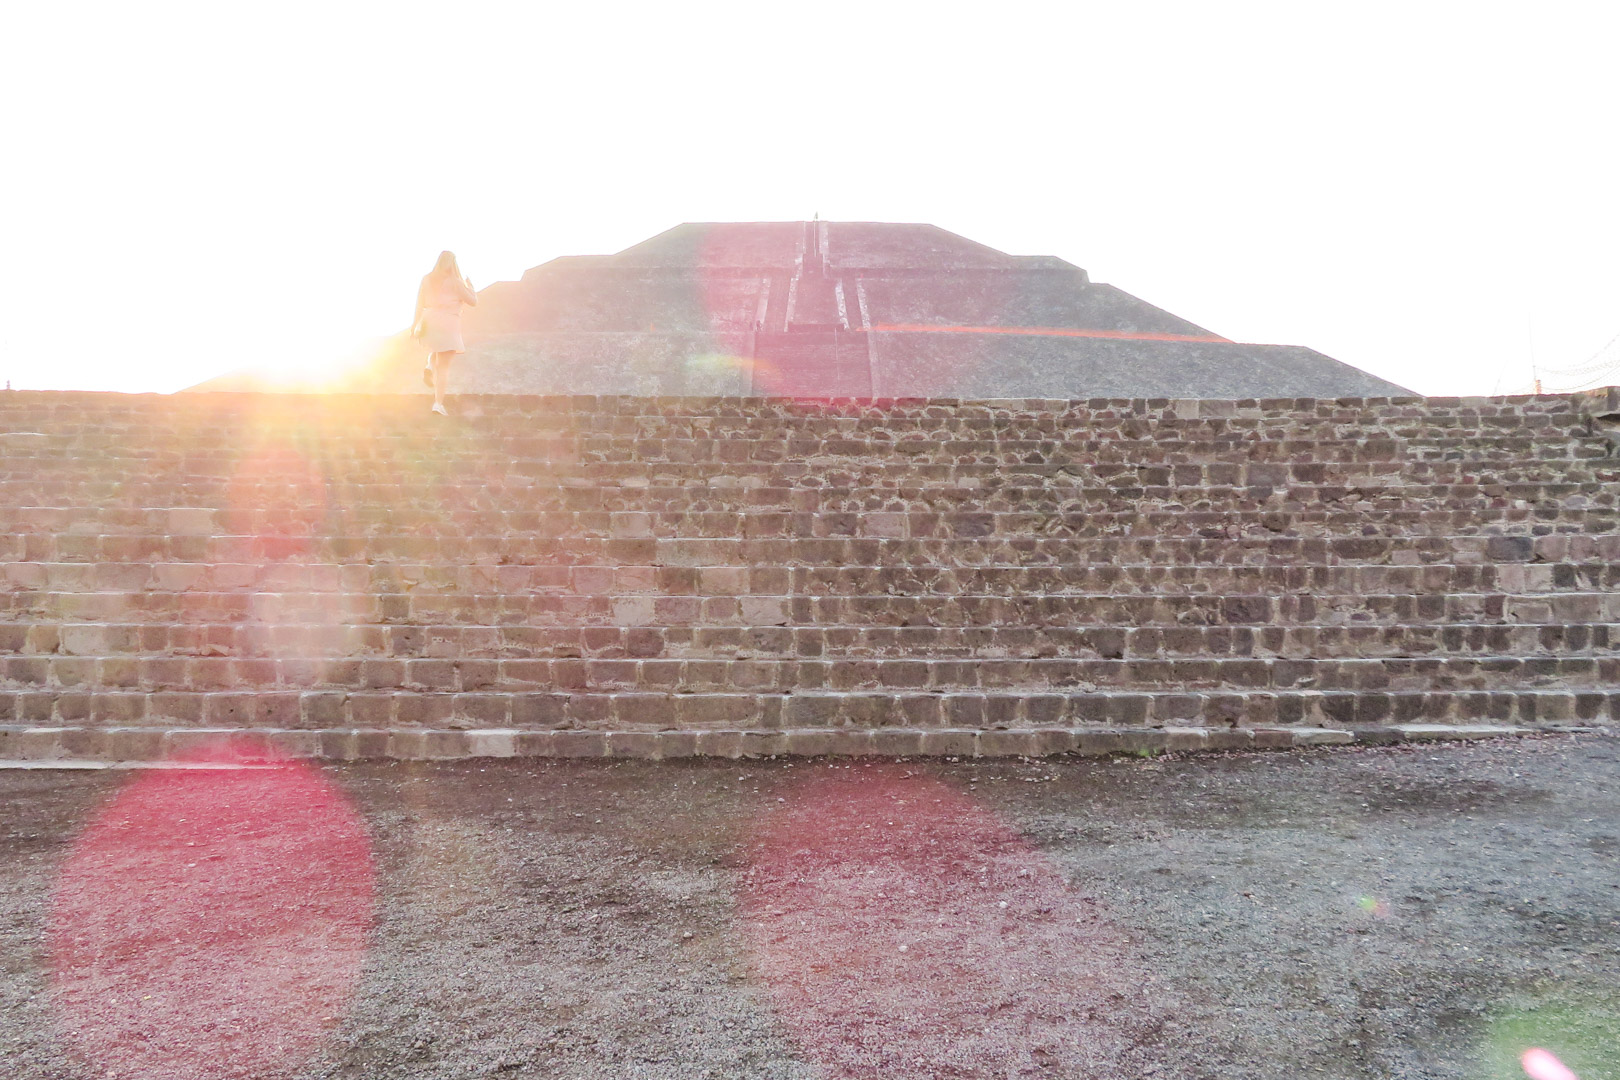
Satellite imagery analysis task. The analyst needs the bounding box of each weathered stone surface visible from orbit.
[0,389,1613,760]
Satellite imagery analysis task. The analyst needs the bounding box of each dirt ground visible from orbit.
[2,734,1618,1080]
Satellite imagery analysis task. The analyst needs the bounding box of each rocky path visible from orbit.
[2,735,1617,1079]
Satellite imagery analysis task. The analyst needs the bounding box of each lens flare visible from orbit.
[49,739,374,1080]
[1522,1047,1581,1080]
[1355,894,1390,918]
[744,764,1136,1077]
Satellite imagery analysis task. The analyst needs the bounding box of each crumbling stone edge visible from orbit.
[0,723,1603,766]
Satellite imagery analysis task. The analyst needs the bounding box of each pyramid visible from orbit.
[190,222,1409,398]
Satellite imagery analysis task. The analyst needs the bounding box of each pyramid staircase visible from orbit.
[2,389,1617,761]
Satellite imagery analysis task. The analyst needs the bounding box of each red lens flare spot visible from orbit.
[744,765,1136,1078]
[49,741,374,1080]
[1523,1048,1581,1080]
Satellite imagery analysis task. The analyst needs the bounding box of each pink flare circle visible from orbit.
[1523,1047,1580,1080]
[50,742,374,1080]
[743,765,1134,1077]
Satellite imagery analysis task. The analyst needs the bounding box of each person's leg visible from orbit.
[431,353,450,413]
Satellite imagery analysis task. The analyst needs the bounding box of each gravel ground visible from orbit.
[2,734,1618,1080]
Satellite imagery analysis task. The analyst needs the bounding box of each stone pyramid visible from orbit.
[190,222,1409,399]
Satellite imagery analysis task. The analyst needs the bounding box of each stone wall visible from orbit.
[1,390,1614,760]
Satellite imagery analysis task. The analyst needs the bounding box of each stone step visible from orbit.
[0,721,1561,764]
[2,434,1605,469]
[9,511,1620,566]
[3,475,1618,520]
[0,430,1600,466]
[6,654,1616,696]
[0,390,1582,424]
[3,589,1616,625]
[4,389,1613,759]
[8,462,1616,498]
[6,621,1615,662]
[6,559,1616,595]
[0,416,1599,451]
[4,527,1608,565]
[8,532,1615,568]
[0,686,1609,731]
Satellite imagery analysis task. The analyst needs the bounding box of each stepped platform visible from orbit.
[3,388,1617,761]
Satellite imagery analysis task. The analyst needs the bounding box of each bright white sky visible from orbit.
[3,1,1617,395]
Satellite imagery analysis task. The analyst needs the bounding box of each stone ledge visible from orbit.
[0,723,1572,764]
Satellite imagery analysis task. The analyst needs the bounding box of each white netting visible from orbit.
[1499,330,1620,394]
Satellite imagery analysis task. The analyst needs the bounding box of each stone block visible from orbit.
[166,507,217,536]
[919,729,979,757]
[777,729,835,757]
[861,512,909,538]
[466,729,518,758]
[1163,728,1209,753]
[607,731,664,759]
[1106,694,1151,725]
[737,730,789,757]
[944,694,987,727]
[421,730,470,759]
[352,730,392,759]
[0,726,66,760]
[1114,730,1167,756]
[396,694,455,727]
[783,695,841,728]
[694,729,746,758]
[348,694,393,727]
[1288,727,1354,746]
[512,693,567,728]
[551,730,608,758]
[870,729,924,756]
[317,729,358,760]
[1032,728,1078,755]
[1202,729,1255,752]
[266,729,320,758]
[1349,727,1404,746]
[739,597,789,626]
[1486,535,1534,562]
[979,729,1041,757]
[165,728,243,758]
[659,731,699,758]
[452,694,510,727]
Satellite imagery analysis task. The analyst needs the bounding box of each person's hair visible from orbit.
[431,251,460,280]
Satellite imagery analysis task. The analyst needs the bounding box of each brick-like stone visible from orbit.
[551,730,608,757]
[352,729,392,759]
[918,729,980,757]
[607,731,664,759]
[1163,728,1209,753]
[659,731,699,758]
[1202,728,1255,752]
[318,729,358,760]
[870,729,924,756]
[979,729,1041,757]
[0,726,67,760]
[266,729,320,758]
[694,729,745,758]
[1289,727,1354,746]
[167,507,217,536]
[165,728,244,757]
[466,729,518,757]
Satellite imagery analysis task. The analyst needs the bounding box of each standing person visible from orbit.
[412,251,478,416]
